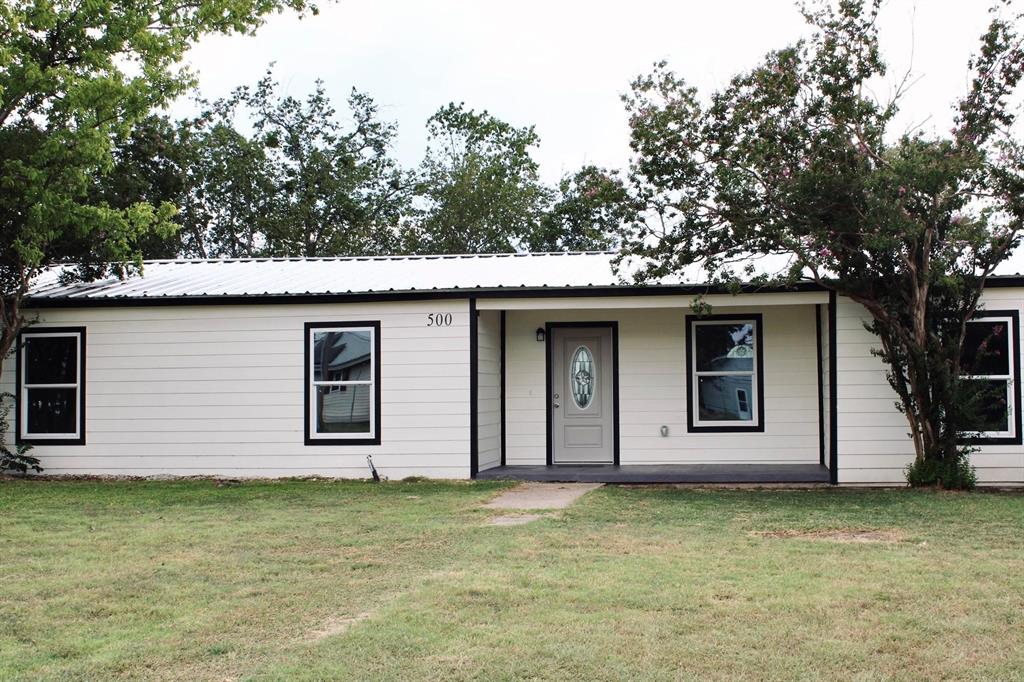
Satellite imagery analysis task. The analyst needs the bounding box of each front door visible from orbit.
[550,325,615,464]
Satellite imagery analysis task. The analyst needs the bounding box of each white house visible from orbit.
[4,251,1023,485]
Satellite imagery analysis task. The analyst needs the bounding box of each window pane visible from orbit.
[570,345,595,409]
[25,336,77,384]
[313,331,372,383]
[697,375,754,421]
[316,385,371,434]
[964,379,1010,433]
[26,387,77,434]
[695,323,755,372]
[962,320,1010,376]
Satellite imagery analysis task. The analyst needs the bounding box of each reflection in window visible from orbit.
[961,316,1016,438]
[308,326,377,440]
[19,330,84,442]
[692,321,758,425]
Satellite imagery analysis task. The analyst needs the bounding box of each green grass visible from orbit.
[2,480,1024,681]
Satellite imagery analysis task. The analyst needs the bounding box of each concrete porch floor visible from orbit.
[476,463,831,484]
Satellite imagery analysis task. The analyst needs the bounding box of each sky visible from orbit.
[174,0,998,184]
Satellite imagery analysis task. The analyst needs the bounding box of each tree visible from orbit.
[529,165,635,252]
[179,113,278,258]
[95,115,194,259]
[403,103,554,254]
[618,0,1024,488]
[1,0,316,398]
[234,70,410,257]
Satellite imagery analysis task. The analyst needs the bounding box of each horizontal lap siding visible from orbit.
[476,310,501,471]
[504,305,820,465]
[835,292,1024,484]
[0,301,472,479]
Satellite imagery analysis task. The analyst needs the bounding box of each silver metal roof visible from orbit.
[26,250,1024,302]
[28,252,637,300]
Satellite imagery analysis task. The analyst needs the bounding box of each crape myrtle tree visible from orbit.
[617,0,1024,488]
[0,0,316,470]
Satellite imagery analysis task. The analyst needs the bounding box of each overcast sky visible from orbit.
[175,0,997,184]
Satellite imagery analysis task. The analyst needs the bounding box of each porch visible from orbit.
[471,290,838,484]
[476,463,831,484]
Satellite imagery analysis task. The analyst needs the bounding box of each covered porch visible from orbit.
[471,288,838,484]
[476,463,830,484]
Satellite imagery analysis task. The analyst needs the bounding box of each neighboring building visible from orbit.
[4,251,1023,485]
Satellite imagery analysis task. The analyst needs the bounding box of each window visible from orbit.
[686,315,764,432]
[305,321,380,445]
[960,311,1021,444]
[17,328,86,445]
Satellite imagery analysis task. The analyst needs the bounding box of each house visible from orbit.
[4,251,1023,485]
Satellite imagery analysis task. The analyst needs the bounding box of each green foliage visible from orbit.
[0,392,40,474]
[529,165,635,252]
[403,103,554,254]
[905,454,977,490]
[229,70,410,257]
[619,0,1024,487]
[0,0,317,415]
[104,70,411,258]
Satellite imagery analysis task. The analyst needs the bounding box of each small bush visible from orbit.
[905,452,976,490]
[0,392,41,475]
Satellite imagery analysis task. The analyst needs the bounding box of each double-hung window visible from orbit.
[17,328,86,445]
[305,321,380,445]
[960,311,1021,444]
[686,315,764,432]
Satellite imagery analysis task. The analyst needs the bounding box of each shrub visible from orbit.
[905,450,976,490]
[0,392,41,475]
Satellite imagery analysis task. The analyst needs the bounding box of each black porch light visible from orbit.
[535,327,546,342]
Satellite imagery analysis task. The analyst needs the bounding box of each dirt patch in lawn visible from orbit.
[305,612,374,642]
[489,514,544,526]
[753,528,905,544]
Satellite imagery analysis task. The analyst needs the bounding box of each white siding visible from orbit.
[835,292,1024,485]
[476,309,502,471]
[505,305,820,465]
[1,300,472,479]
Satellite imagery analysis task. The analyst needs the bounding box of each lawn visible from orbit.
[2,480,1024,681]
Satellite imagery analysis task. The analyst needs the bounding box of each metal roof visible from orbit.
[27,252,639,301]
[25,250,1024,303]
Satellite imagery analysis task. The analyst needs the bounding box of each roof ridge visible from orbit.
[135,251,618,265]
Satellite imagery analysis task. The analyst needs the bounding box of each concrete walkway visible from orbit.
[484,482,603,510]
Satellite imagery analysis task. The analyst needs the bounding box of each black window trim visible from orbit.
[961,309,1022,446]
[16,326,87,446]
[304,320,382,446]
[685,313,765,433]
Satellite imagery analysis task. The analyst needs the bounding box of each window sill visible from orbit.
[305,436,381,446]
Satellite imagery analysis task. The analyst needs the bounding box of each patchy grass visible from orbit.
[1,481,1024,680]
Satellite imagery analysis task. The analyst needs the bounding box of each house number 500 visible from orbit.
[427,313,453,327]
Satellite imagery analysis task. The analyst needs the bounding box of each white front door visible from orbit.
[551,326,615,464]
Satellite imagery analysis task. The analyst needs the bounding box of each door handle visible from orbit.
[553,402,560,409]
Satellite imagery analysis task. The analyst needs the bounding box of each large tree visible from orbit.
[529,165,635,252]
[0,0,316,370]
[618,0,1024,487]
[402,103,555,254]
[230,71,410,257]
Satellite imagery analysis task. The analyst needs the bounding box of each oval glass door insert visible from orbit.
[570,345,596,409]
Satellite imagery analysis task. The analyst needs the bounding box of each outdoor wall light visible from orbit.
[536,328,546,342]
